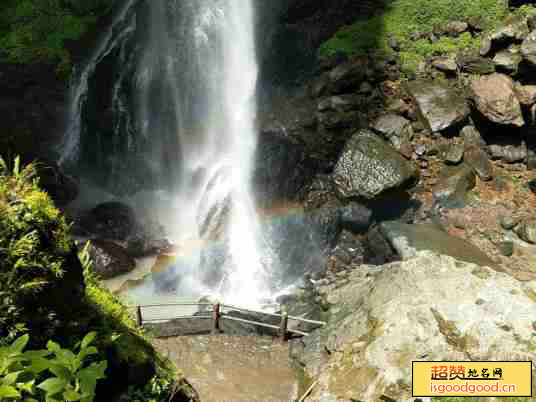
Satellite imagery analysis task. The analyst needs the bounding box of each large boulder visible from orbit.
[86,239,136,279]
[378,221,496,268]
[471,73,524,126]
[297,252,536,402]
[332,130,418,200]
[404,80,469,133]
[77,201,136,240]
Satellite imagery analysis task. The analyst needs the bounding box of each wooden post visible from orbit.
[212,302,221,334]
[279,308,288,342]
[136,305,142,327]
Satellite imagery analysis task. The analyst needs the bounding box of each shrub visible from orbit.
[0,332,106,401]
[0,0,117,76]
[318,0,511,74]
[0,156,82,345]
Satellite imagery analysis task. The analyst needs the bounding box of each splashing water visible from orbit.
[137,0,270,307]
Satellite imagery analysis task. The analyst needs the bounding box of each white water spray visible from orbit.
[136,0,270,307]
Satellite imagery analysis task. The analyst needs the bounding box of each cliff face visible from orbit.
[257,0,379,84]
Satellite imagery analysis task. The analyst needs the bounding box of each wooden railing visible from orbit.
[131,301,326,341]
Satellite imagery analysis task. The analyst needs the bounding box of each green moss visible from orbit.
[0,157,195,400]
[318,0,510,74]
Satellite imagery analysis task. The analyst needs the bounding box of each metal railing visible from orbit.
[131,301,326,341]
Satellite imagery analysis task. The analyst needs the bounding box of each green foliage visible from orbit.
[0,332,106,401]
[0,156,74,344]
[0,0,116,76]
[318,0,510,74]
[0,157,193,401]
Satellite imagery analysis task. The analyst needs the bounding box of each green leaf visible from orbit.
[1,370,21,385]
[80,332,97,350]
[23,350,51,360]
[48,363,72,381]
[77,346,97,362]
[63,389,82,401]
[10,334,29,354]
[23,398,38,402]
[26,357,51,374]
[18,380,35,394]
[46,341,61,353]
[0,385,21,398]
[37,377,67,395]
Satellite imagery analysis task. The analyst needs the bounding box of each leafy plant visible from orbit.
[0,332,107,401]
[0,0,117,76]
[318,0,511,74]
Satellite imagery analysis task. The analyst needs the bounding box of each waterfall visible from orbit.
[136,0,270,306]
[60,0,273,307]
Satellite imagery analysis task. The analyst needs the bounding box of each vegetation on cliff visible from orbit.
[318,0,511,73]
[0,158,195,401]
[0,0,117,76]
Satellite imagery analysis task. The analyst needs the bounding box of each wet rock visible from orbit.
[86,239,136,279]
[317,110,361,129]
[404,80,469,133]
[358,81,373,93]
[299,252,536,402]
[255,132,308,205]
[379,221,496,267]
[302,174,341,211]
[516,220,536,244]
[327,60,366,94]
[481,16,530,55]
[521,29,536,65]
[514,83,536,105]
[471,73,524,127]
[464,145,494,180]
[317,94,361,112]
[498,241,514,257]
[493,49,523,74]
[197,169,232,241]
[332,130,419,200]
[78,202,136,240]
[432,164,476,207]
[365,225,399,265]
[489,143,527,163]
[443,144,464,164]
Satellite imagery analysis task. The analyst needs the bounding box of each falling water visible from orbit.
[136,0,270,307]
[60,0,273,307]
[58,0,137,166]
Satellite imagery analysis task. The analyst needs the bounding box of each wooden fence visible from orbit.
[131,301,326,341]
